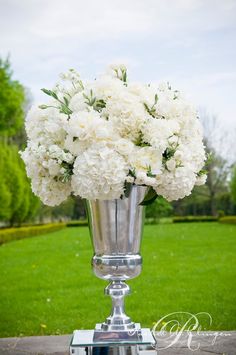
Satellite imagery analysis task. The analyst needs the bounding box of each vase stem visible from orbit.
[101,281,135,331]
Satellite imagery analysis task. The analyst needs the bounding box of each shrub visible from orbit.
[146,196,173,219]
[217,210,225,218]
[219,216,236,225]
[0,223,66,245]
[173,216,218,223]
[66,220,88,227]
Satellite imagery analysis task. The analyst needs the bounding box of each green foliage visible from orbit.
[113,66,127,84]
[140,187,158,205]
[230,166,236,204]
[0,57,25,136]
[82,90,106,112]
[173,216,218,223]
[217,209,225,218]
[40,88,72,115]
[146,196,173,219]
[0,173,11,220]
[219,216,236,224]
[143,94,158,118]
[0,223,66,245]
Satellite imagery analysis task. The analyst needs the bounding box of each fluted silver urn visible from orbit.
[86,185,147,341]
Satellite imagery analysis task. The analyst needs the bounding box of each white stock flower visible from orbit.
[91,76,125,101]
[69,92,89,112]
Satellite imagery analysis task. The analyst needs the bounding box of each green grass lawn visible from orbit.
[0,223,236,337]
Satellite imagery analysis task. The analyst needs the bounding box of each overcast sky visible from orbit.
[1,0,236,131]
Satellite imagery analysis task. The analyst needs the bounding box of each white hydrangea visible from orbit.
[155,167,196,201]
[31,176,72,206]
[21,64,206,206]
[25,105,68,146]
[72,143,129,200]
[20,144,72,206]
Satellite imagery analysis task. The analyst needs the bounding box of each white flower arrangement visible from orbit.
[21,65,207,206]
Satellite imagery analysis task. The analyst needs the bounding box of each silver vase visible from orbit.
[86,185,147,340]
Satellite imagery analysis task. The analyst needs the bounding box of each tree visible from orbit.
[0,57,25,137]
[199,111,233,215]
[146,197,173,220]
[0,57,40,226]
[0,143,40,226]
[172,110,235,216]
[0,161,11,221]
[230,166,236,205]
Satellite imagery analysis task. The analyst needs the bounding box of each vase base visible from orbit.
[93,323,142,342]
[70,328,157,355]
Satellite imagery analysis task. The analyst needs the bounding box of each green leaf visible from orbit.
[41,88,58,99]
[64,96,69,106]
[197,169,208,176]
[139,187,158,206]
[41,88,51,95]
[124,181,132,198]
[123,70,127,83]
[128,168,136,178]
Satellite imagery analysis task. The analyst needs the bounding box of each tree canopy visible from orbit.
[0,57,40,226]
[0,57,25,136]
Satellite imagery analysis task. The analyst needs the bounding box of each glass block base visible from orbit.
[70,328,157,355]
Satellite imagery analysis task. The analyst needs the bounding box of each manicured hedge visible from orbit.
[173,216,218,223]
[66,220,88,227]
[219,216,236,224]
[0,223,66,245]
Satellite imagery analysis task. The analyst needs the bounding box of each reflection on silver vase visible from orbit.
[86,185,147,336]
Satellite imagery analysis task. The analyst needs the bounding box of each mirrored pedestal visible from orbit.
[70,328,157,355]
